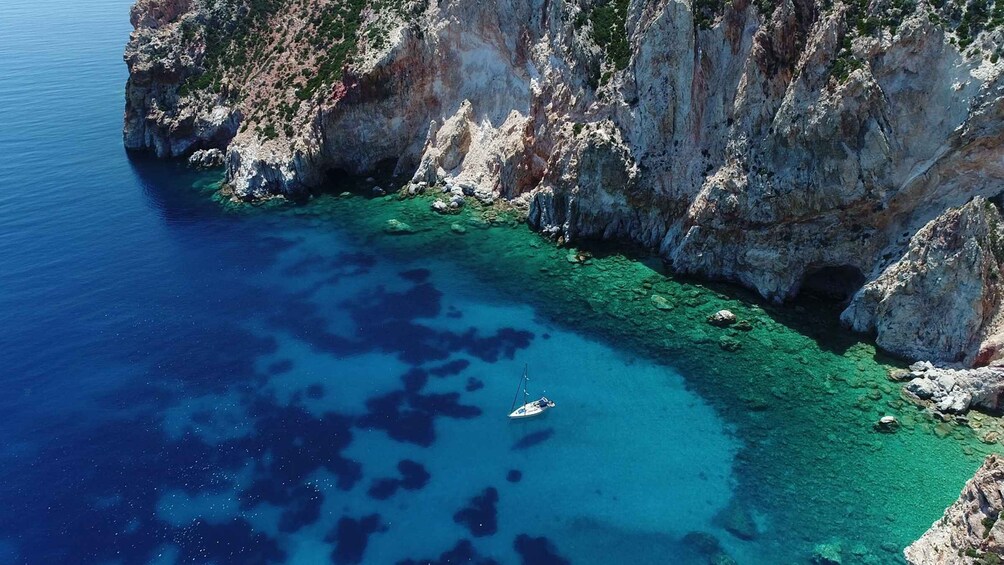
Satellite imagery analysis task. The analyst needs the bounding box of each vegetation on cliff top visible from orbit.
[294,0,368,100]
[176,0,417,139]
[177,0,287,97]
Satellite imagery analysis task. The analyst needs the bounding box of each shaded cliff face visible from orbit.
[905,454,1004,565]
[124,0,1004,364]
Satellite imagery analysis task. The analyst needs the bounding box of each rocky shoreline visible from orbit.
[900,362,1004,416]
[124,0,1004,368]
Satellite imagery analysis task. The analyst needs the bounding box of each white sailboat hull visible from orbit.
[508,399,555,419]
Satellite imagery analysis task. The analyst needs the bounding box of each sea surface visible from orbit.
[0,1,998,564]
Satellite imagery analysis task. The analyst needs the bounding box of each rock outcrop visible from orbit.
[124,0,1004,364]
[905,454,1004,565]
[842,198,1004,365]
[902,361,1004,414]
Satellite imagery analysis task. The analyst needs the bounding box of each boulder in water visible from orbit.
[187,148,225,169]
[650,295,674,311]
[383,219,414,235]
[707,310,737,327]
[875,415,899,433]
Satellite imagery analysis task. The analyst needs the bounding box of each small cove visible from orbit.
[0,0,999,562]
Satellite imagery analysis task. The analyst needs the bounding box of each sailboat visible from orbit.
[508,365,555,419]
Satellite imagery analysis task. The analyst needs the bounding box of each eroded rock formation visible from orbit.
[843,198,1004,365]
[124,0,1004,364]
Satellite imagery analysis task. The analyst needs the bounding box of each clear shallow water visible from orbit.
[0,0,999,564]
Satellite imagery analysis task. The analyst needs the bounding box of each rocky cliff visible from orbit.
[124,0,1004,365]
[906,454,1004,565]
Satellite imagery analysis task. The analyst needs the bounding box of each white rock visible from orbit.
[707,310,737,327]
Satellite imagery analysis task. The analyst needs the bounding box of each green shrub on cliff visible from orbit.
[295,0,368,100]
[693,0,727,29]
[588,0,631,70]
[177,0,286,98]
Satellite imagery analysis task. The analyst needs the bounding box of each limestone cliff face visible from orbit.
[124,0,1004,364]
[842,198,1004,365]
[905,454,1004,565]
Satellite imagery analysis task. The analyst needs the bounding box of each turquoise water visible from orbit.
[0,0,997,563]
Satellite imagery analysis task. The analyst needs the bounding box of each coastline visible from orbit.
[200,170,1004,562]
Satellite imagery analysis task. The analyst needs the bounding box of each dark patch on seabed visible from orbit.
[265,271,534,366]
[514,534,571,565]
[512,428,555,450]
[397,459,431,489]
[171,518,286,563]
[306,382,325,398]
[397,539,500,565]
[326,514,385,564]
[399,267,432,283]
[267,358,294,375]
[453,487,500,537]
[274,484,324,533]
[429,358,471,377]
[357,382,482,447]
[367,460,430,500]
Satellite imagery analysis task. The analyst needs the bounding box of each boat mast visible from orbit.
[510,365,528,412]
[523,365,530,405]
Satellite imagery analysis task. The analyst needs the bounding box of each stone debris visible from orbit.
[901,361,1004,415]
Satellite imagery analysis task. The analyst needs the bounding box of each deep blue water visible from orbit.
[0,1,746,563]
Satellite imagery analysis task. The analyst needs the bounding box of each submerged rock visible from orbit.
[383,219,415,235]
[707,310,737,327]
[812,542,843,565]
[650,294,674,311]
[875,415,899,433]
[906,454,1004,564]
[715,500,757,541]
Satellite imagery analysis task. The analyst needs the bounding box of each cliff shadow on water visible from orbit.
[573,234,878,359]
